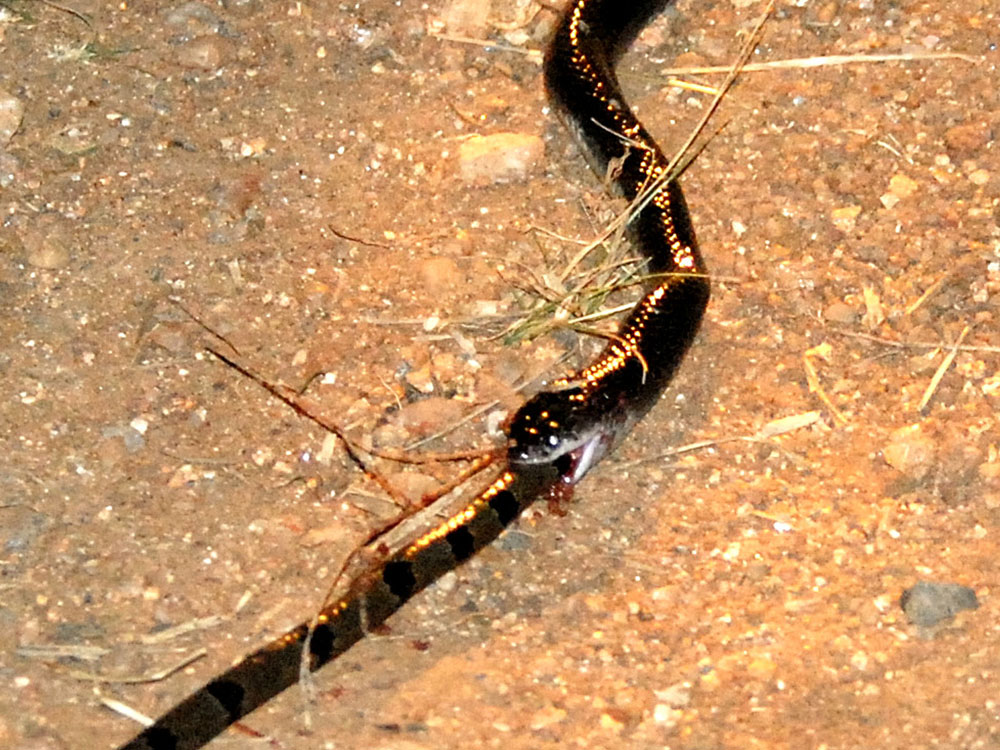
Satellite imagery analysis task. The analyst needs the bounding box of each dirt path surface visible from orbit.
[2,1,998,748]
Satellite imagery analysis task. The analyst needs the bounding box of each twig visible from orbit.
[205,347,411,505]
[159,449,243,466]
[74,649,207,684]
[327,225,391,249]
[170,298,241,356]
[918,325,971,412]
[39,0,92,28]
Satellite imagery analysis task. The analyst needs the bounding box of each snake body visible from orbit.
[508,0,708,479]
[116,1,707,747]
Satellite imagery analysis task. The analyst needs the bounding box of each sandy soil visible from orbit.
[1,1,998,748]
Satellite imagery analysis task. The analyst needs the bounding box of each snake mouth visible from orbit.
[563,430,613,484]
[508,426,615,486]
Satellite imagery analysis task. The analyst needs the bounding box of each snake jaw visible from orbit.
[563,429,613,484]
[506,386,624,486]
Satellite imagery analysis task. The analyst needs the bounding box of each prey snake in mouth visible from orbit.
[116,1,707,747]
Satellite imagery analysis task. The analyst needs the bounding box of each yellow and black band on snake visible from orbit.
[117,1,708,747]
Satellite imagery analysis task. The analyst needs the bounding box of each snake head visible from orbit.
[506,386,619,485]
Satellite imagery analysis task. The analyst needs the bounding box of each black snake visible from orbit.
[116,1,708,747]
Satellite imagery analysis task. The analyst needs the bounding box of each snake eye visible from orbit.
[547,434,560,447]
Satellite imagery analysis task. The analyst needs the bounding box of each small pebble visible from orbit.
[177,36,231,70]
[654,682,691,708]
[497,529,532,551]
[22,215,78,270]
[147,322,191,354]
[393,396,465,434]
[385,470,440,503]
[883,424,936,480]
[830,205,861,233]
[26,240,70,270]
[419,257,463,294]
[403,364,435,394]
[943,121,992,155]
[823,301,858,325]
[968,168,990,186]
[443,0,491,38]
[122,427,146,453]
[529,705,568,730]
[901,581,978,627]
[880,192,900,210]
[888,173,919,199]
[746,655,777,680]
[458,132,545,185]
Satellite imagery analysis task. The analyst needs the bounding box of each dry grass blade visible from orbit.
[98,694,154,728]
[430,31,544,63]
[829,328,1000,355]
[17,644,109,661]
[918,325,971,413]
[618,410,823,469]
[657,50,981,76]
[803,342,848,426]
[631,0,773,216]
[503,0,773,349]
